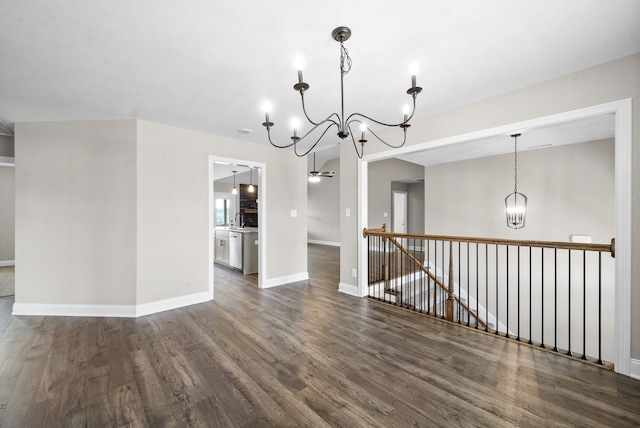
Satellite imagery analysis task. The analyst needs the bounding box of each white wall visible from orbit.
[368,158,424,233]
[307,157,340,245]
[424,139,614,242]
[0,166,15,263]
[15,120,138,305]
[339,53,640,359]
[14,119,308,313]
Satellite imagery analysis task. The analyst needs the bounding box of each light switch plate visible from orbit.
[291,209,297,217]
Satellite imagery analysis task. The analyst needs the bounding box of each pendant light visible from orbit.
[248,167,255,193]
[505,133,527,229]
[231,170,238,195]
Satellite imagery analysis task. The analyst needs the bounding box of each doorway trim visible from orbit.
[357,98,632,376]
[209,156,267,295]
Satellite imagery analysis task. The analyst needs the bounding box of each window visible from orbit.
[216,198,231,226]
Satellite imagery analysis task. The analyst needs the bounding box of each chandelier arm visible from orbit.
[265,128,297,149]
[346,96,417,127]
[293,123,339,157]
[266,119,338,150]
[364,125,408,149]
[347,129,365,159]
[300,93,341,127]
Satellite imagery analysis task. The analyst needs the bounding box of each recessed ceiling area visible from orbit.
[396,113,615,167]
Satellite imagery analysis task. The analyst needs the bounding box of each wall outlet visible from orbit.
[383,212,388,217]
[254,240,259,245]
[351,268,357,278]
[290,209,297,217]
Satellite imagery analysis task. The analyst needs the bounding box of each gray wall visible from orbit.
[0,166,15,263]
[339,53,640,359]
[368,158,424,233]
[307,158,340,244]
[14,119,308,308]
[0,135,14,157]
[15,120,138,305]
[424,139,614,242]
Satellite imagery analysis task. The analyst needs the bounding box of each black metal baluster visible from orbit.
[458,242,461,323]
[598,252,603,365]
[466,242,470,327]
[567,250,572,356]
[495,245,499,335]
[506,245,510,338]
[427,239,431,314]
[433,240,437,316]
[485,244,489,332]
[528,246,533,345]
[517,246,521,341]
[440,240,444,319]
[541,248,545,349]
[476,243,479,329]
[582,250,587,360]
[553,248,558,352]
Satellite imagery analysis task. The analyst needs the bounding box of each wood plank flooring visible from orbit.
[0,266,14,297]
[0,244,639,426]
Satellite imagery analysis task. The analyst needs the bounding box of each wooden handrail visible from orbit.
[363,227,614,256]
[384,235,487,328]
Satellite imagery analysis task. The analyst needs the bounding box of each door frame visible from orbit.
[209,156,267,294]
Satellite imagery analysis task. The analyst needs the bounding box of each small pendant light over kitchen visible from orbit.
[505,133,527,229]
[232,170,238,195]
[248,167,255,193]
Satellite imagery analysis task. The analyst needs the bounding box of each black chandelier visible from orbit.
[261,26,422,159]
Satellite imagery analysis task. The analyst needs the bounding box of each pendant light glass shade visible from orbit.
[505,133,526,229]
[231,170,238,195]
[248,167,255,193]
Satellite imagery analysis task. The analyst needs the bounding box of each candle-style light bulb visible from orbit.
[403,104,410,122]
[409,63,419,88]
[262,101,272,123]
[291,118,300,138]
[294,56,304,84]
[360,123,367,140]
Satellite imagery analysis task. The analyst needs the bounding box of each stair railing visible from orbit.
[363,224,615,366]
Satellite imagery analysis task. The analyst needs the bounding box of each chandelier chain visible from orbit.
[340,43,352,75]
[513,135,518,193]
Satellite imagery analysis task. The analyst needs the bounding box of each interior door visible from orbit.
[393,191,407,233]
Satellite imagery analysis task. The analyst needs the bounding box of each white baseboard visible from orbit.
[630,358,640,380]
[12,290,214,318]
[338,282,361,297]
[262,272,309,289]
[307,239,340,247]
[0,260,15,267]
[13,302,137,317]
[135,291,213,317]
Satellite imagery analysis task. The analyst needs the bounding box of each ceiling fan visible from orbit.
[308,152,335,182]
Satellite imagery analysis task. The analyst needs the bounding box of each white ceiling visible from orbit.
[1,1,639,167]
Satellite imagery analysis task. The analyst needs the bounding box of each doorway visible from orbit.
[209,156,266,295]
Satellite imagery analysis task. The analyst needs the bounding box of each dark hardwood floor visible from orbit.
[0,244,639,426]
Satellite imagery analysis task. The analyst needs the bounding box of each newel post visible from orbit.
[446,241,455,322]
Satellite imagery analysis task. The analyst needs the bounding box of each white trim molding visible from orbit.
[261,272,309,289]
[12,290,213,318]
[338,282,362,297]
[0,156,15,167]
[307,239,340,247]
[630,359,640,381]
[13,303,137,318]
[0,260,15,267]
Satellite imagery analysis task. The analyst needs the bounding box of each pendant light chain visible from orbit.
[513,134,518,193]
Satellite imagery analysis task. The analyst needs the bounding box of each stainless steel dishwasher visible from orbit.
[229,232,243,270]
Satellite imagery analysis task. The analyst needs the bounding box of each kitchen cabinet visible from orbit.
[215,229,230,265]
